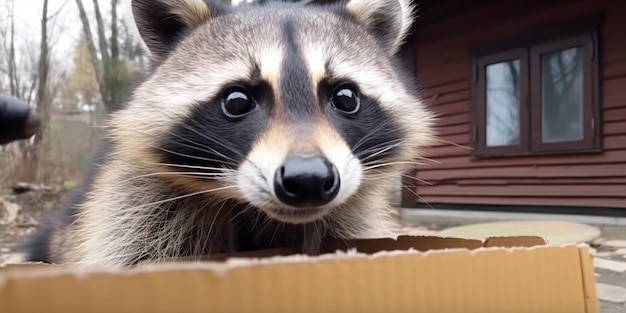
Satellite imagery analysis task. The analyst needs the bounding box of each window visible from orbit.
[471,28,600,158]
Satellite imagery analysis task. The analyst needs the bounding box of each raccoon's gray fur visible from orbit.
[25,0,436,268]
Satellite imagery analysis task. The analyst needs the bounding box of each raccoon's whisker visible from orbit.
[361,172,433,186]
[319,215,331,239]
[351,120,394,153]
[257,213,276,239]
[353,139,441,166]
[369,183,432,191]
[432,138,473,150]
[359,141,404,163]
[154,147,229,166]
[154,146,236,165]
[154,115,262,172]
[192,201,211,258]
[340,122,398,168]
[168,174,229,182]
[398,183,435,210]
[361,168,413,177]
[124,171,230,180]
[250,205,263,230]
[212,203,239,254]
[183,120,246,159]
[206,200,228,254]
[167,174,231,181]
[228,203,252,223]
[348,192,386,235]
[113,125,241,167]
[129,186,238,210]
[145,110,242,164]
[355,136,403,153]
[154,162,236,171]
[352,141,405,165]
[412,155,441,165]
[162,130,240,166]
[360,159,427,169]
[313,221,322,242]
[353,138,404,160]
[323,214,350,247]
[399,174,433,186]
[363,161,428,171]
[257,208,273,238]
[302,224,307,249]
[181,120,263,172]
[360,157,428,167]
[151,163,237,172]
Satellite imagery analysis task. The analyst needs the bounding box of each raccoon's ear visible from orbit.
[131,0,225,60]
[344,0,415,54]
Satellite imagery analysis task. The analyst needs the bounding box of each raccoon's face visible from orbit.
[113,0,435,224]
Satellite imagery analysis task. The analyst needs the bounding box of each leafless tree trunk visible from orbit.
[110,0,119,61]
[75,0,106,105]
[92,0,110,67]
[75,0,123,113]
[30,0,51,181]
[37,0,50,119]
[7,0,19,98]
[109,0,121,112]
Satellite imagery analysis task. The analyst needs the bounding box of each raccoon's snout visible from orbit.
[273,155,341,208]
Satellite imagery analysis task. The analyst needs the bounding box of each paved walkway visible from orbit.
[590,239,626,312]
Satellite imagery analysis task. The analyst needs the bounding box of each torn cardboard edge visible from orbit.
[2,235,578,276]
[119,240,594,276]
[155,234,552,262]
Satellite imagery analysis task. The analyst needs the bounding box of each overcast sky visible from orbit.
[4,0,114,72]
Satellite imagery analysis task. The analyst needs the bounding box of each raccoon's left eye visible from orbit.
[221,86,256,119]
[331,85,360,114]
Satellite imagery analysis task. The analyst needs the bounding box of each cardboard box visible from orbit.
[0,235,599,313]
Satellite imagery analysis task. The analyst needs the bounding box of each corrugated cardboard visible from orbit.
[0,235,599,313]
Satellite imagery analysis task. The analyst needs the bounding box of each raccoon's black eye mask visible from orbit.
[218,80,362,121]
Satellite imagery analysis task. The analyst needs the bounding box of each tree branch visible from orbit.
[49,0,70,20]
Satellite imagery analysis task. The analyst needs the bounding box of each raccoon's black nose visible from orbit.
[274,155,340,208]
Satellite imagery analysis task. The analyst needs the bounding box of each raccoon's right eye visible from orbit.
[221,86,256,119]
[330,84,360,115]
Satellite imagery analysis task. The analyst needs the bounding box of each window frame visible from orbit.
[470,16,602,159]
[474,49,530,157]
[529,34,597,153]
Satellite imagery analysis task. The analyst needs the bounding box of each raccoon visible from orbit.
[25,0,436,268]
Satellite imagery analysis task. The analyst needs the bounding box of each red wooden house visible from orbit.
[400,0,626,214]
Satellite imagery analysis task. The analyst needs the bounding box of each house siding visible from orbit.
[410,0,626,209]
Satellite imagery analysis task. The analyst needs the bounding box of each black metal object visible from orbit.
[0,94,41,145]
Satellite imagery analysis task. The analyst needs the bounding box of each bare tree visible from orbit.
[37,0,50,127]
[75,0,125,113]
[24,0,51,182]
[7,0,19,97]
[0,0,45,104]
